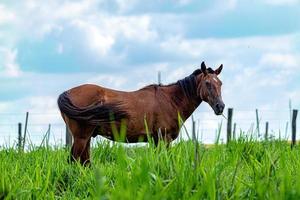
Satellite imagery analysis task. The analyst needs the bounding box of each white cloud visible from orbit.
[0,48,22,77]
[21,0,95,21]
[161,34,296,60]
[115,0,138,12]
[71,20,115,56]
[0,4,16,24]
[69,15,157,56]
[0,1,96,41]
[257,53,300,86]
[259,53,299,69]
[86,74,128,89]
[2,0,157,55]
[111,16,157,41]
[54,0,96,20]
[161,36,203,58]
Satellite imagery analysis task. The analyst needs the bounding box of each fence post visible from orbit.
[227,108,233,143]
[47,124,51,146]
[66,126,72,147]
[18,123,22,151]
[256,109,260,137]
[158,71,161,85]
[265,122,269,141]
[233,123,236,140]
[291,109,298,148]
[192,115,196,141]
[191,115,199,168]
[23,112,29,151]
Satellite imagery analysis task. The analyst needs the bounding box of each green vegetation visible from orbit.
[1,139,300,199]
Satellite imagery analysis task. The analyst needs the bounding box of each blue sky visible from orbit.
[0,0,299,144]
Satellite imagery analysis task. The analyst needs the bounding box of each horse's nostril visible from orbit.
[221,103,225,109]
[215,103,224,113]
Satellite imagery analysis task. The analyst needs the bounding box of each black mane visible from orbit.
[177,75,197,99]
[142,67,215,99]
[177,67,215,99]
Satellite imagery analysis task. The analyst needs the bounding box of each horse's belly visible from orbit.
[93,125,149,143]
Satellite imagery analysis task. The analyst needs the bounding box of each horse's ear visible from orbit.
[201,61,207,75]
[215,64,223,75]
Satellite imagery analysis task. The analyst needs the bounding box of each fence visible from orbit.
[222,108,298,147]
[0,112,66,149]
[0,107,299,150]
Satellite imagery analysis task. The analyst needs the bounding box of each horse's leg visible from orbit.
[64,115,95,165]
[80,138,91,166]
[71,137,88,163]
[71,126,95,165]
[153,134,159,147]
[72,136,93,165]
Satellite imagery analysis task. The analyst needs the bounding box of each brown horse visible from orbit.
[58,62,225,165]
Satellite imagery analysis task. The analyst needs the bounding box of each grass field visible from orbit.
[1,138,300,199]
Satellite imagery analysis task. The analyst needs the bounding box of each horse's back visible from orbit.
[67,84,122,107]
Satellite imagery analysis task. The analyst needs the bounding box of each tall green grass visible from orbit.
[1,138,300,199]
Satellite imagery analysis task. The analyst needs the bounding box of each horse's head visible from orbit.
[195,62,225,115]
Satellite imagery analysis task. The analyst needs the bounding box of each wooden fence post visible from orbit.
[18,123,22,151]
[191,115,199,167]
[192,117,196,141]
[66,126,72,147]
[47,124,51,146]
[227,108,233,143]
[291,109,298,148]
[158,71,161,85]
[23,112,29,151]
[256,109,260,137]
[233,123,236,140]
[265,122,269,141]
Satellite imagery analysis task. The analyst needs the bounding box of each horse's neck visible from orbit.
[169,84,201,121]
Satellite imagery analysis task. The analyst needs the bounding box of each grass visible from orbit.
[1,138,300,199]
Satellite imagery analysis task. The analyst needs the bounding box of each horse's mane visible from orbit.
[141,68,215,99]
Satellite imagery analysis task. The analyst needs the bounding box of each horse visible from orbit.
[58,62,225,165]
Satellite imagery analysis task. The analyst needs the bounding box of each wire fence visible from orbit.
[0,108,299,149]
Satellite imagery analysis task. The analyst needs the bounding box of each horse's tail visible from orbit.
[57,91,128,125]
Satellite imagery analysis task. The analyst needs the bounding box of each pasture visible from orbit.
[1,138,300,199]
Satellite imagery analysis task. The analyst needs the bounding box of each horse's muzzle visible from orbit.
[214,102,225,115]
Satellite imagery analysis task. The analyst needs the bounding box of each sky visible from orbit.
[0,0,300,145]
